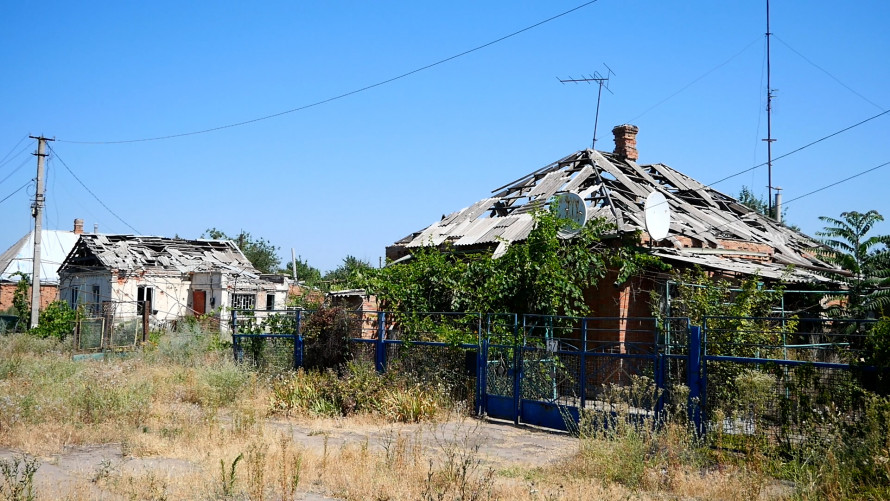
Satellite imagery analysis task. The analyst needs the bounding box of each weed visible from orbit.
[218,453,243,499]
[0,454,39,501]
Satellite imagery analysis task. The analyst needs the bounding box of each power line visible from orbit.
[783,160,890,206]
[0,180,31,206]
[624,37,761,124]
[774,35,885,112]
[0,156,32,186]
[707,108,890,187]
[57,0,602,145]
[47,144,141,234]
[0,141,32,169]
[0,136,29,166]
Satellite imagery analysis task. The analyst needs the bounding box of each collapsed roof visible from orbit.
[60,234,261,278]
[388,128,837,283]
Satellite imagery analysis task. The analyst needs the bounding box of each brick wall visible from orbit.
[0,282,60,313]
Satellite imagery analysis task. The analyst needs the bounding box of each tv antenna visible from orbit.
[559,63,615,150]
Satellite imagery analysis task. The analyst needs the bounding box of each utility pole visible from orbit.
[763,0,777,218]
[559,64,614,150]
[29,135,54,328]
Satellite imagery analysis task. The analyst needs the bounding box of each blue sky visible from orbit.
[1,1,888,273]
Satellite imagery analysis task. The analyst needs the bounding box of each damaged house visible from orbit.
[386,124,839,345]
[58,234,290,332]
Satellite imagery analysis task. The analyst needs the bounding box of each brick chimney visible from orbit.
[612,124,639,161]
[73,218,84,234]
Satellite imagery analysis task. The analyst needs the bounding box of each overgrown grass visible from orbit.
[2,327,890,499]
[269,362,442,422]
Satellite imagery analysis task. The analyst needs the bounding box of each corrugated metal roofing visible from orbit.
[392,148,839,282]
[0,230,80,284]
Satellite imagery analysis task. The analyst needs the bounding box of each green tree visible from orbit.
[737,185,794,226]
[203,228,281,274]
[817,210,890,318]
[29,300,78,340]
[281,258,322,287]
[324,256,374,291]
[362,208,665,317]
[10,272,30,320]
[738,186,769,216]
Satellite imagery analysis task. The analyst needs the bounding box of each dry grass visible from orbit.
[0,330,795,500]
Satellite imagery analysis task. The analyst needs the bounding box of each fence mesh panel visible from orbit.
[78,318,104,351]
[235,336,296,372]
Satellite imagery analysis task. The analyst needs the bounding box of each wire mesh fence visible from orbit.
[701,317,880,452]
[222,309,884,439]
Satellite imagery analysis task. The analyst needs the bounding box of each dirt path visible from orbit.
[0,416,577,500]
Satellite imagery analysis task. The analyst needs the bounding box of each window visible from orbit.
[70,286,80,309]
[231,294,256,310]
[137,286,154,316]
[266,293,275,311]
[92,285,101,315]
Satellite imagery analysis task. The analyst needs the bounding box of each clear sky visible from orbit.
[1,1,888,273]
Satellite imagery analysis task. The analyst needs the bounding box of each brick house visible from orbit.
[0,219,84,314]
[386,125,838,347]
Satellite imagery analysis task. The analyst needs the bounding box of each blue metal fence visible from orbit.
[231,310,880,439]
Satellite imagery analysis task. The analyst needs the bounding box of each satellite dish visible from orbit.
[644,191,671,241]
[556,193,588,239]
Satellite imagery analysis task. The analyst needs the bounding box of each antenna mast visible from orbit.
[764,0,776,218]
[559,64,614,149]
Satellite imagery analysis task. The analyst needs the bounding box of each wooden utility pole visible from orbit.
[29,136,54,328]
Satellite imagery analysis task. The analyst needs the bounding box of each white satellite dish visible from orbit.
[556,193,588,239]
[644,191,671,241]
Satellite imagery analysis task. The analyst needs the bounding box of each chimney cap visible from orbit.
[73,218,84,234]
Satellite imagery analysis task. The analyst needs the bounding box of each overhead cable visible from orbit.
[707,108,890,187]
[624,37,761,124]
[783,160,890,206]
[0,136,29,166]
[57,0,601,145]
[0,180,31,206]
[47,144,142,234]
[775,35,885,111]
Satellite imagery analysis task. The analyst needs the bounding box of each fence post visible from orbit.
[141,299,150,344]
[293,309,303,370]
[653,319,665,424]
[376,311,386,373]
[231,310,239,363]
[687,324,703,436]
[580,317,588,410]
[477,320,488,416]
[513,314,522,425]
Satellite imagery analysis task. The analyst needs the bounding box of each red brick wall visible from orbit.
[0,283,60,313]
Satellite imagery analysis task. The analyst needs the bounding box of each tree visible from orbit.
[362,208,665,317]
[738,186,770,216]
[203,228,281,274]
[281,258,323,287]
[324,256,374,291]
[817,210,890,317]
[737,185,793,226]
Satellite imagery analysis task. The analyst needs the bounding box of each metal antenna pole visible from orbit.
[28,135,54,328]
[763,0,776,218]
[559,64,615,150]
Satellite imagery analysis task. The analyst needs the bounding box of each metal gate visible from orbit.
[481,315,679,432]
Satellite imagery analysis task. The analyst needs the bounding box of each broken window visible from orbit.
[266,294,275,311]
[137,286,154,316]
[231,293,256,310]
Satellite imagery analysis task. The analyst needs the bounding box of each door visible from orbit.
[192,290,206,316]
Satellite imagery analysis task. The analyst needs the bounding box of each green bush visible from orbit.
[29,301,77,340]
